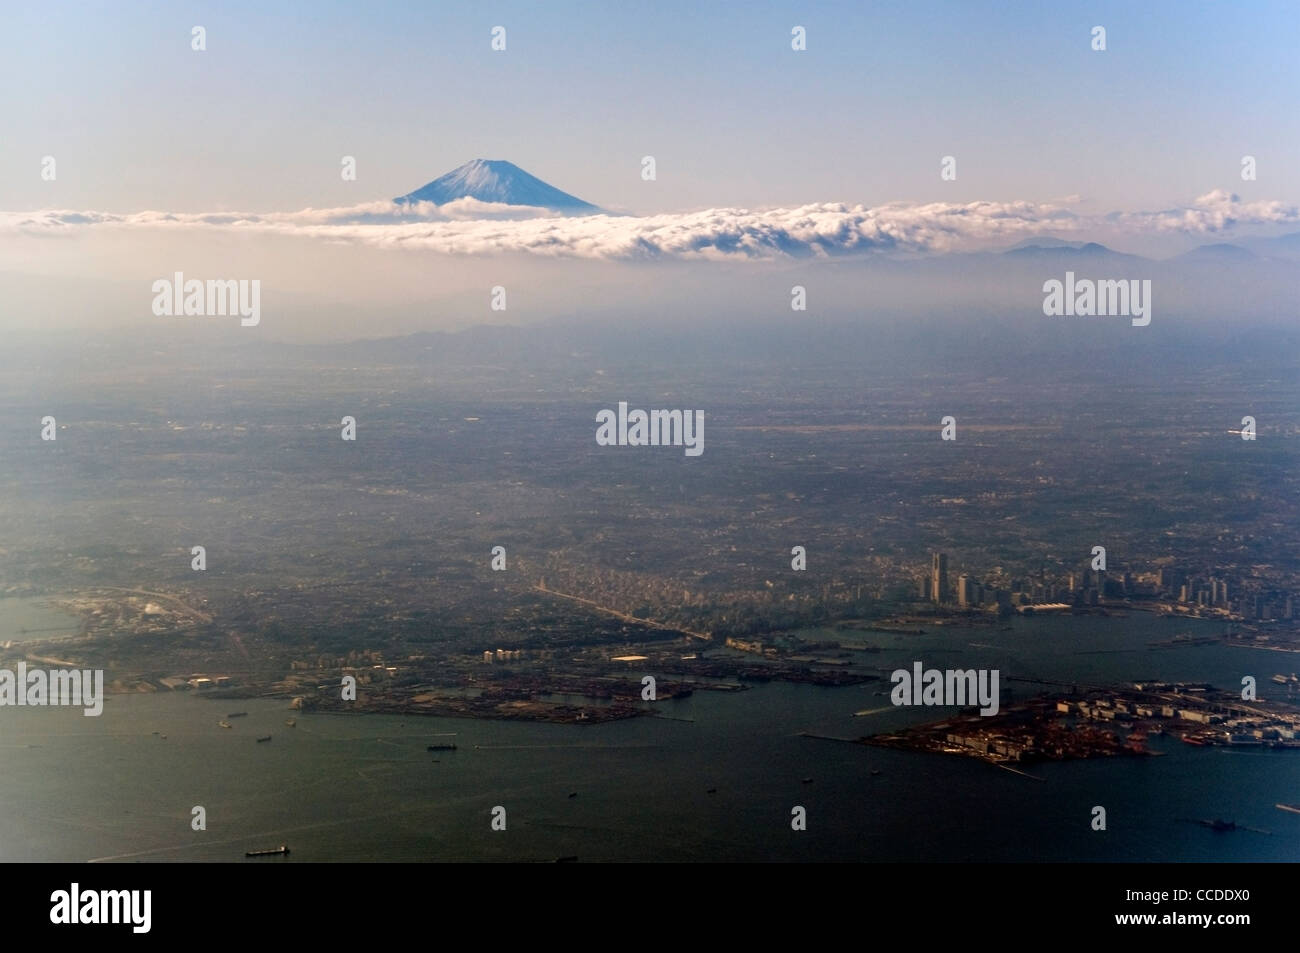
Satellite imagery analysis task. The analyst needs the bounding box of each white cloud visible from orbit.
[1121,189,1300,233]
[2,191,1296,260]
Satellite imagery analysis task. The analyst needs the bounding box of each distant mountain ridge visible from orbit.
[1173,242,1258,262]
[1004,240,1128,259]
[394,159,601,214]
[1004,237,1093,251]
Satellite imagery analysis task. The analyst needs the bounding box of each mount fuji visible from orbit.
[394,159,602,214]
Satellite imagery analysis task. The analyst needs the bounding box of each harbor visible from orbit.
[863,681,1300,767]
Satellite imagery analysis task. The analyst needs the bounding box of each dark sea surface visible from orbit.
[0,598,83,644]
[2,606,1298,862]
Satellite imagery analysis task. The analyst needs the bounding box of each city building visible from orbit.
[932,552,949,605]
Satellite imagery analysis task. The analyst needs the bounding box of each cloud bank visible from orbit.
[3,190,1296,260]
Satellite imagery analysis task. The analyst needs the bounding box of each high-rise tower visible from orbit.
[932,553,949,604]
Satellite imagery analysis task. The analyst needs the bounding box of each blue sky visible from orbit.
[2,0,1297,214]
[2,1,1297,342]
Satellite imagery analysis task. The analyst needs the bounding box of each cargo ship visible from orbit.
[245,844,289,857]
[1148,634,1217,648]
[427,743,457,751]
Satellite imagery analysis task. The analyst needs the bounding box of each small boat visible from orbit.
[256,735,272,743]
[426,743,457,751]
[801,777,813,784]
[218,721,232,729]
[554,856,578,863]
[285,718,296,727]
[245,844,289,858]
[706,787,717,794]
[870,769,882,776]
[568,792,578,798]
